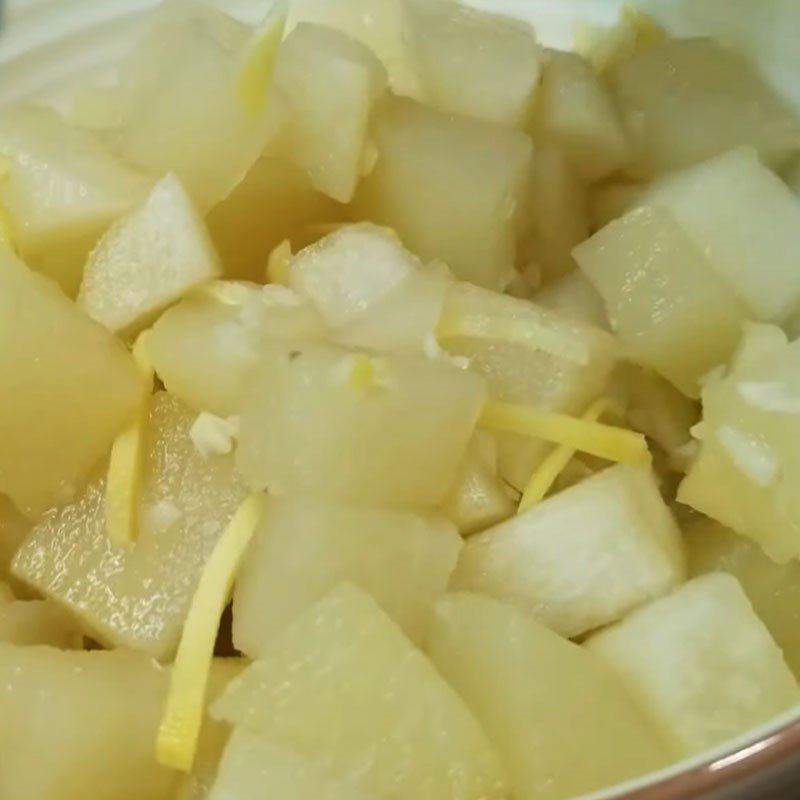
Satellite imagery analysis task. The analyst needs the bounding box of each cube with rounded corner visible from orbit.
[427,592,669,800]
[575,205,748,397]
[586,574,800,756]
[355,96,532,289]
[0,248,145,516]
[214,584,508,800]
[233,495,461,654]
[679,324,800,564]
[236,342,485,509]
[13,392,247,660]
[452,464,686,638]
[79,173,221,334]
[404,0,541,126]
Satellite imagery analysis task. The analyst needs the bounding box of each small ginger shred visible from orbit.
[105,332,155,548]
[265,238,293,285]
[480,400,650,467]
[518,397,613,513]
[437,313,588,365]
[156,493,266,772]
[236,1,288,117]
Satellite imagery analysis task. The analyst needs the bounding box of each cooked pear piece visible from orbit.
[0,247,145,516]
[355,95,532,289]
[236,342,485,509]
[233,495,461,654]
[587,574,800,756]
[79,173,221,334]
[404,0,541,126]
[428,592,669,800]
[610,38,800,176]
[452,464,685,638]
[214,584,508,800]
[13,392,247,659]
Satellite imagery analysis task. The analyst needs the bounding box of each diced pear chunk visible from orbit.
[441,434,516,536]
[0,104,150,294]
[575,205,748,397]
[0,599,83,648]
[268,23,387,202]
[233,495,461,655]
[532,51,629,181]
[236,342,485,509]
[147,286,326,416]
[679,325,800,564]
[641,148,800,322]
[0,247,145,516]
[586,574,800,756]
[210,731,378,800]
[609,38,800,176]
[427,593,669,800]
[686,518,800,679]
[214,584,508,800]
[521,142,589,283]
[13,392,247,659]
[404,0,541,126]
[290,223,418,328]
[207,157,343,281]
[0,645,176,800]
[115,0,283,210]
[535,270,608,330]
[78,174,221,334]
[285,0,414,96]
[452,464,685,638]
[355,96,533,289]
[439,282,617,489]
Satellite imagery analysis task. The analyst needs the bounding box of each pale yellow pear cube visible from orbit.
[535,270,608,330]
[0,104,150,294]
[210,731,379,800]
[404,0,541,127]
[521,142,589,283]
[214,584,508,800]
[575,205,748,397]
[0,247,145,516]
[0,645,177,800]
[439,282,617,489]
[285,0,415,96]
[441,434,516,536]
[610,38,800,176]
[355,96,533,289]
[268,23,387,203]
[13,392,247,659]
[641,147,800,322]
[532,50,629,182]
[236,342,485,509]
[289,223,419,328]
[587,574,800,757]
[452,464,685,638]
[679,325,800,564]
[116,0,283,211]
[233,496,461,655]
[79,173,221,334]
[427,592,669,800]
[687,518,800,679]
[289,222,450,355]
[147,287,326,417]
